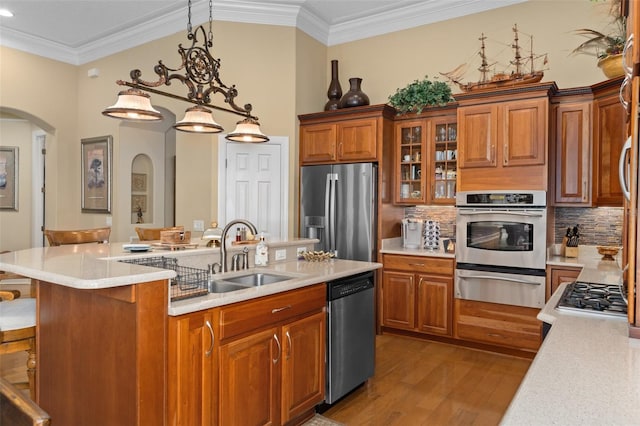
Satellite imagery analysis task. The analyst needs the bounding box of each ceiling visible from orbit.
[0,0,526,65]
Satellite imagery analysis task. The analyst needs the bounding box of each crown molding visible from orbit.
[0,0,527,65]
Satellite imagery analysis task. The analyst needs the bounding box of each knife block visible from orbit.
[562,236,578,258]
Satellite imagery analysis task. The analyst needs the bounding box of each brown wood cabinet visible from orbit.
[381,254,454,336]
[592,77,626,206]
[168,308,218,426]
[37,280,168,426]
[454,299,542,352]
[546,265,581,301]
[456,83,555,191]
[298,104,395,165]
[217,284,326,425]
[393,107,457,205]
[550,78,626,207]
[551,96,592,205]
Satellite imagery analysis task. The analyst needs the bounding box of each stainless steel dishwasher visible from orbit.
[325,271,375,404]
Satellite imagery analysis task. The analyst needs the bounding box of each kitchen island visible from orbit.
[502,249,640,425]
[0,240,381,425]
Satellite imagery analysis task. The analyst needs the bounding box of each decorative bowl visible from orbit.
[300,251,335,262]
[597,246,620,261]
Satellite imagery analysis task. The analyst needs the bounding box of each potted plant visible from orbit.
[572,0,627,78]
[388,75,454,115]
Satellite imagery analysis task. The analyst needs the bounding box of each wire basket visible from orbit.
[119,256,209,301]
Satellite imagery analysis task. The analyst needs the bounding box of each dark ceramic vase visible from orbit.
[324,60,342,111]
[339,77,370,108]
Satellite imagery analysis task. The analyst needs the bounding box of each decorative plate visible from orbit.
[123,244,152,253]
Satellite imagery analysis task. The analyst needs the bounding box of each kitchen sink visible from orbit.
[207,281,250,294]
[221,272,296,287]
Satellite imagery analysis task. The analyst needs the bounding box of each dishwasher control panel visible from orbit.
[327,271,374,300]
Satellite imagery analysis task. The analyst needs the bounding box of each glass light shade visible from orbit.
[173,105,223,133]
[102,89,162,121]
[226,117,269,143]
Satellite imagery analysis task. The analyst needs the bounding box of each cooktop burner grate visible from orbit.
[556,281,627,317]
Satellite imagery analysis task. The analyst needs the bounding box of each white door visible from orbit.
[219,136,288,240]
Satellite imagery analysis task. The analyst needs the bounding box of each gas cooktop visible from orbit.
[556,281,627,317]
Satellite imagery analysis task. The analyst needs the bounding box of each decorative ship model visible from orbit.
[441,24,548,92]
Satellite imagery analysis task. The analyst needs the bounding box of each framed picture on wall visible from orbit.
[81,135,112,213]
[131,173,147,192]
[0,146,18,211]
[131,194,147,213]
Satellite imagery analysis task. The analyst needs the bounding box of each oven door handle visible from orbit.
[457,210,544,217]
[457,273,542,286]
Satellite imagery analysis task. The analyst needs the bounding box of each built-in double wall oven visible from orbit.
[455,190,547,309]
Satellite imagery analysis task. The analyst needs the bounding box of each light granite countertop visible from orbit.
[0,239,381,316]
[502,246,639,425]
[379,237,455,258]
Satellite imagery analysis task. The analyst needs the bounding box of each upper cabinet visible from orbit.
[550,78,625,207]
[456,83,556,191]
[592,78,626,206]
[550,92,593,205]
[393,107,457,205]
[298,104,395,165]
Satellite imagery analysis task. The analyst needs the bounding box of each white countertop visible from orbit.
[502,256,640,424]
[169,259,381,315]
[379,237,455,258]
[0,240,381,316]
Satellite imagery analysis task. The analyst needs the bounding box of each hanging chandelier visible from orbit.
[102,0,269,143]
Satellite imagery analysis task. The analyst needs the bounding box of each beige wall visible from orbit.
[0,0,613,250]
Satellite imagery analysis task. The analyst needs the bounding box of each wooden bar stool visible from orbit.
[135,226,184,241]
[0,280,36,401]
[44,227,111,246]
[0,376,50,425]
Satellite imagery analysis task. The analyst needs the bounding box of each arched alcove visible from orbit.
[114,106,176,242]
[131,154,153,224]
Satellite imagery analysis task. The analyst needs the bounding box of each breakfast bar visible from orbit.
[0,241,381,425]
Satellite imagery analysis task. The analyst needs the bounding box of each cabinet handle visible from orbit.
[619,76,631,114]
[582,180,587,202]
[273,334,281,365]
[272,305,292,314]
[408,263,425,267]
[491,144,496,165]
[285,331,292,360]
[205,320,214,357]
[487,333,506,339]
[417,277,424,288]
[623,33,634,77]
[503,143,508,165]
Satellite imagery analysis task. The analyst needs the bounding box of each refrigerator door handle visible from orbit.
[324,173,332,252]
[328,173,338,255]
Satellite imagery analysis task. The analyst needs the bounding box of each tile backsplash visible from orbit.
[404,205,623,247]
[405,206,456,238]
[554,207,623,246]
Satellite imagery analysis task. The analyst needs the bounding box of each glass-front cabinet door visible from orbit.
[431,119,457,204]
[395,120,428,204]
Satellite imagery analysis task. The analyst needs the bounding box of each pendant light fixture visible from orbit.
[102,0,268,142]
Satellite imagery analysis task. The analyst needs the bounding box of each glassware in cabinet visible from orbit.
[432,122,457,202]
[396,122,425,203]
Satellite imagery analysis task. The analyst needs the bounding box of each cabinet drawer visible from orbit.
[382,254,453,275]
[219,284,325,340]
[454,299,541,351]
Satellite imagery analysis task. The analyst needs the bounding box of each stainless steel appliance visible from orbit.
[326,271,375,404]
[300,163,377,261]
[556,281,627,317]
[455,190,548,309]
[402,218,423,249]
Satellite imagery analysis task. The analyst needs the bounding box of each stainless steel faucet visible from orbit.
[220,219,258,273]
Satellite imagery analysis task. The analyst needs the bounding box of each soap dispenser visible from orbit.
[255,233,269,266]
[202,221,223,247]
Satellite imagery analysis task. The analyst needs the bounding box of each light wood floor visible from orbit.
[1,333,531,426]
[321,334,531,426]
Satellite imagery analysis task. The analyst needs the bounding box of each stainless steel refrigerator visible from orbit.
[300,163,377,262]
